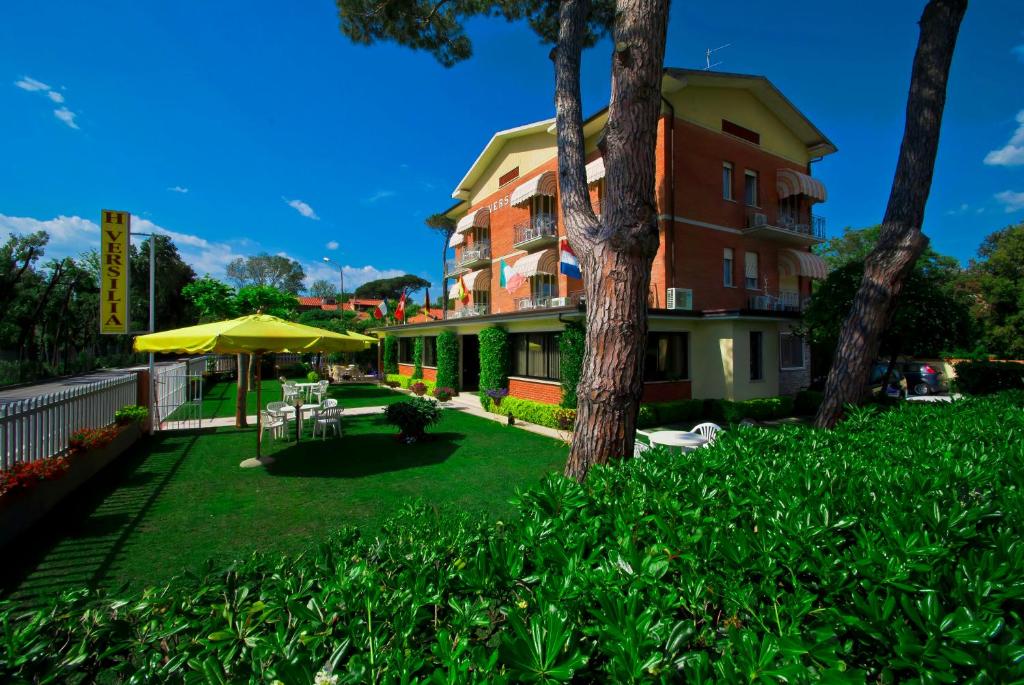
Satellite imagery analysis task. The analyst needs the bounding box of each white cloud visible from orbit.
[285,198,319,220]
[363,190,396,204]
[303,261,406,292]
[326,240,339,250]
[167,186,189,193]
[47,90,64,103]
[53,106,79,130]
[946,203,970,216]
[995,190,1024,213]
[14,76,50,92]
[984,110,1024,166]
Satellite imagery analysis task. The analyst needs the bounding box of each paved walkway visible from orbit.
[159,405,389,431]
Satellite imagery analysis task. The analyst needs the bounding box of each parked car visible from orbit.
[868,363,905,398]
[898,361,945,396]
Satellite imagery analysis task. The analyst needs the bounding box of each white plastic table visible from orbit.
[279,403,321,441]
[646,430,708,452]
[294,382,321,400]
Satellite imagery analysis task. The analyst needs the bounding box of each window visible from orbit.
[722,162,733,200]
[779,333,804,369]
[744,251,759,290]
[398,338,414,364]
[422,337,437,367]
[531,274,557,304]
[750,331,764,381]
[644,332,689,381]
[722,119,761,145]
[511,332,561,380]
[531,194,556,230]
[723,248,734,287]
[472,290,490,311]
[744,170,759,206]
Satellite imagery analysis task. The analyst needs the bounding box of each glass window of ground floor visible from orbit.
[511,332,560,380]
[644,332,689,381]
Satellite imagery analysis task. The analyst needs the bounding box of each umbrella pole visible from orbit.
[256,354,262,458]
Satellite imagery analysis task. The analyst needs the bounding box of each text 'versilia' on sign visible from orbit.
[100,209,130,334]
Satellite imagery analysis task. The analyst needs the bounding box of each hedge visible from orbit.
[636,399,704,428]
[4,393,1023,682]
[478,326,509,410]
[497,396,575,430]
[558,322,585,409]
[704,396,794,424]
[412,337,424,380]
[382,335,398,375]
[435,330,459,391]
[384,373,436,394]
[794,389,824,415]
[953,360,1024,395]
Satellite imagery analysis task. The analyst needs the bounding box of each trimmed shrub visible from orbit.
[705,396,794,423]
[637,404,658,428]
[306,371,320,383]
[410,381,428,396]
[382,335,398,375]
[953,360,1024,395]
[383,397,441,440]
[477,326,509,410]
[552,407,576,431]
[412,337,424,380]
[436,331,459,391]
[4,394,1024,682]
[114,405,148,426]
[498,397,563,429]
[647,399,704,426]
[794,389,824,415]
[558,322,585,409]
[385,374,436,394]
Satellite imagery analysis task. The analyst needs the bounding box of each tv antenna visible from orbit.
[704,43,731,70]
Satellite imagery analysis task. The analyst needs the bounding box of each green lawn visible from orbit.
[1,385,567,605]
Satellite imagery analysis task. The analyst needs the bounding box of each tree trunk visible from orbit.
[814,0,966,428]
[557,0,668,480]
[236,353,249,427]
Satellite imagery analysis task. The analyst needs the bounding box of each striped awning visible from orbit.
[447,269,489,298]
[585,157,606,184]
[512,248,557,277]
[777,169,827,203]
[448,231,464,247]
[779,249,828,279]
[511,171,556,207]
[455,207,489,234]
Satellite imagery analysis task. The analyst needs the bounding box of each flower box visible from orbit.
[0,423,142,549]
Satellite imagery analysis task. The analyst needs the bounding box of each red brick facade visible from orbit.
[396,364,438,382]
[641,380,693,403]
[509,377,562,404]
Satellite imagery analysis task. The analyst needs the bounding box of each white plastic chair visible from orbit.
[282,383,299,403]
[691,422,722,445]
[312,406,344,439]
[322,398,338,409]
[260,410,285,441]
[633,440,651,458]
[312,380,329,404]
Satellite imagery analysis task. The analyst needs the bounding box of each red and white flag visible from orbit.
[395,290,407,321]
[373,299,388,320]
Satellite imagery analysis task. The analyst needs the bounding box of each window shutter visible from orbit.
[724,247,734,260]
[745,252,758,279]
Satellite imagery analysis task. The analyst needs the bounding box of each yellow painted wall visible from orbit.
[686,319,734,399]
[730,320,781,401]
[468,132,556,206]
[665,86,810,165]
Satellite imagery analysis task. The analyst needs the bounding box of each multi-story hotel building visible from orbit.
[378,68,835,405]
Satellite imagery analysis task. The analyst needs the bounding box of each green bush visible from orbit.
[953,360,1024,395]
[477,326,509,410]
[705,396,794,423]
[306,370,320,383]
[276,362,306,378]
[4,394,1024,682]
[794,389,824,415]
[497,396,563,429]
[383,397,441,439]
[558,322,585,409]
[643,398,704,427]
[384,374,436,394]
[412,337,424,380]
[436,331,459,391]
[113,405,148,425]
[383,335,398,375]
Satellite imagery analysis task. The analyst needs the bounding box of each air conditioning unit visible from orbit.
[747,212,768,228]
[666,288,693,311]
[549,297,567,307]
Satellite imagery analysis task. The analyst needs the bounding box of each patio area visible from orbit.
[0,383,568,605]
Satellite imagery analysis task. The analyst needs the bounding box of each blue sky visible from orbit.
[1,0,1022,292]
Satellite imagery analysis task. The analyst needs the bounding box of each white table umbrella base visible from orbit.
[239,455,275,468]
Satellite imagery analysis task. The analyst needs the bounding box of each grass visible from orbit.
[1,384,567,604]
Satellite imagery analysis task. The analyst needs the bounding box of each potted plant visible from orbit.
[114,405,148,426]
[307,370,320,383]
[384,398,442,443]
[485,387,509,408]
[410,381,428,397]
[433,386,455,403]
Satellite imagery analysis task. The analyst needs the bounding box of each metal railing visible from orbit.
[0,371,139,470]
[458,241,490,266]
[514,291,585,310]
[446,304,488,318]
[748,290,808,313]
[513,214,558,246]
[773,213,826,240]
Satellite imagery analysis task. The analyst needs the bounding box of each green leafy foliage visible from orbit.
[383,397,442,438]
[436,331,459,391]
[4,394,1024,681]
[637,399,704,428]
[354,274,431,300]
[963,223,1024,357]
[234,285,297,319]
[953,360,1024,394]
[497,397,573,429]
[383,335,398,375]
[558,322,585,409]
[225,252,306,294]
[113,405,148,425]
[794,389,824,415]
[412,336,424,380]
[705,396,795,424]
[478,326,509,409]
[306,371,320,383]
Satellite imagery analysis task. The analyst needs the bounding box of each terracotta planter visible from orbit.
[0,423,142,549]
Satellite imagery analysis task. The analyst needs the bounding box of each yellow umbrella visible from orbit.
[134,314,373,467]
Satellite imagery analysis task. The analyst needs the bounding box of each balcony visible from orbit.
[747,290,808,313]
[447,303,488,319]
[513,214,558,250]
[445,241,491,276]
[514,291,585,311]
[743,211,826,246]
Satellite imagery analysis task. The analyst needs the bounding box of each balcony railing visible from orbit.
[775,213,826,239]
[748,290,808,313]
[514,291,585,311]
[513,214,557,248]
[447,303,489,319]
[445,241,491,276]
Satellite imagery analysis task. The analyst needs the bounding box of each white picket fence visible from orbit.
[0,372,139,470]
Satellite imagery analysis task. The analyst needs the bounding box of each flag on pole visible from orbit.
[505,263,526,294]
[395,290,407,322]
[374,299,388,320]
[560,239,582,280]
[499,258,508,288]
[456,274,469,304]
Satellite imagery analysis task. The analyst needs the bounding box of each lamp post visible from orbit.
[322,256,344,309]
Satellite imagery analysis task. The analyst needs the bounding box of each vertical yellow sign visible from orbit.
[100,209,130,334]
